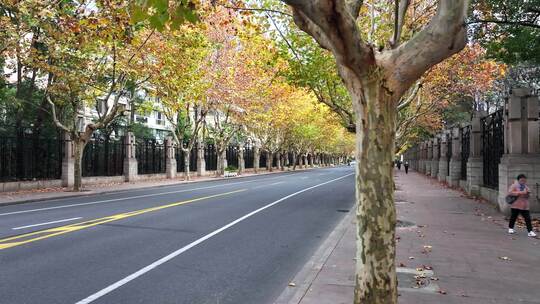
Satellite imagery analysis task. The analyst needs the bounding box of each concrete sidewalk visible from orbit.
[0,168,312,207]
[278,170,540,304]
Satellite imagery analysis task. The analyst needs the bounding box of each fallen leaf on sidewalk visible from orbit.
[399,262,406,267]
[499,256,511,261]
[438,290,447,295]
[288,283,296,287]
[422,265,433,270]
[408,256,415,260]
[430,277,439,281]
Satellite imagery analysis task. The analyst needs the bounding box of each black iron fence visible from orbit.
[136,138,166,174]
[175,146,197,172]
[205,144,218,171]
[82,137,125,177]
[461,126,470,180]
[244,147,254,168]
[481,109,504,189]
[0,132,63,182]
[447,136,452,175]
[260,151,267,168]
[226,145,239,168]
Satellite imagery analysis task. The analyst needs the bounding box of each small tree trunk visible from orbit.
[254,147,260,174]
[216,146,227,176]
[183,150,190,181]
[266,151,272,172]
[73,138,86,192]
[292,153,297,171]
[353,75,398,304]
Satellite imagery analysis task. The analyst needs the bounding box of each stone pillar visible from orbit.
[165,137,176,179]
[498,88,540,213]
[238,145,245,175]
[425,140,432,176]
[123,132,138,182]
[466,111,485,195]
[438,132,449,182]
[61,133,75,187]
[196,141,206,177]
[448,127,462,187]
[431,137,439,178]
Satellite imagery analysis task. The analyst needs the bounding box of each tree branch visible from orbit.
[390,0,411,48]
[46,95,71,133]
[467,19,540,29]
[382,0,469,96]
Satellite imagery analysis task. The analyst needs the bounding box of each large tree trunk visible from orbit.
[73,138,86,192]
[353,75,398,304]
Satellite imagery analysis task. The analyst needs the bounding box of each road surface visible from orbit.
[0,166,355,304]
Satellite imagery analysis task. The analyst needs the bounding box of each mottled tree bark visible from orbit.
[282,1,469,303]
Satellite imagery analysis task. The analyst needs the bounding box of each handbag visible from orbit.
[505,195,518,204]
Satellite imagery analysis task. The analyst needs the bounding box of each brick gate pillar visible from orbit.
[438,132,449,182]
[165,137,176,179]
[123,132,138,182]
[498,88,540,213]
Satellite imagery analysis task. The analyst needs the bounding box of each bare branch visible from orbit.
[390,0,411,48]
[467,19,540,29]
[397,80,422,110]
[46,95,71,133]
[222,5,292,17]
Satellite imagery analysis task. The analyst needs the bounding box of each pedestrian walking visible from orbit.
[396,160,402,170]
[404,161,409,174]
[507,174,536,237]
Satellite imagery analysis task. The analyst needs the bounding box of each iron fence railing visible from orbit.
[205,144,218,171]
[136,138,166,174]
[0,133,63,182]
[175,146,197,172]
[481,109,504,189]
[226,145,239,168]
[82,137,125,177]
[244,147,254,169]
[461,126,470,180]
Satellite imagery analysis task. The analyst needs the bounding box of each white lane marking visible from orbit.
[75,173,354,304]
[12,217,82,230]
[0,175,297,217]
[269,181,285,186]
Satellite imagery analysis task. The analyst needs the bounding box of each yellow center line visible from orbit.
[0,189,246,251]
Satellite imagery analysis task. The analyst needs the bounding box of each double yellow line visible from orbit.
[0,189,246,251]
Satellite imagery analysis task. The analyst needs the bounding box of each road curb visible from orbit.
[0,167,329,208]
[274,207,355,304]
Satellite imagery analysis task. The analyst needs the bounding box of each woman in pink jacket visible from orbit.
[508,174,536,237]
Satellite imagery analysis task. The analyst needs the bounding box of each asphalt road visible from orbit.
[0,166,355,304]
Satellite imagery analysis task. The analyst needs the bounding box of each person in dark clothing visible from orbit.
[396,160,402,170]
[404,161,409,174]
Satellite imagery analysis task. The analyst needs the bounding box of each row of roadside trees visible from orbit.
[0,2,355,190]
